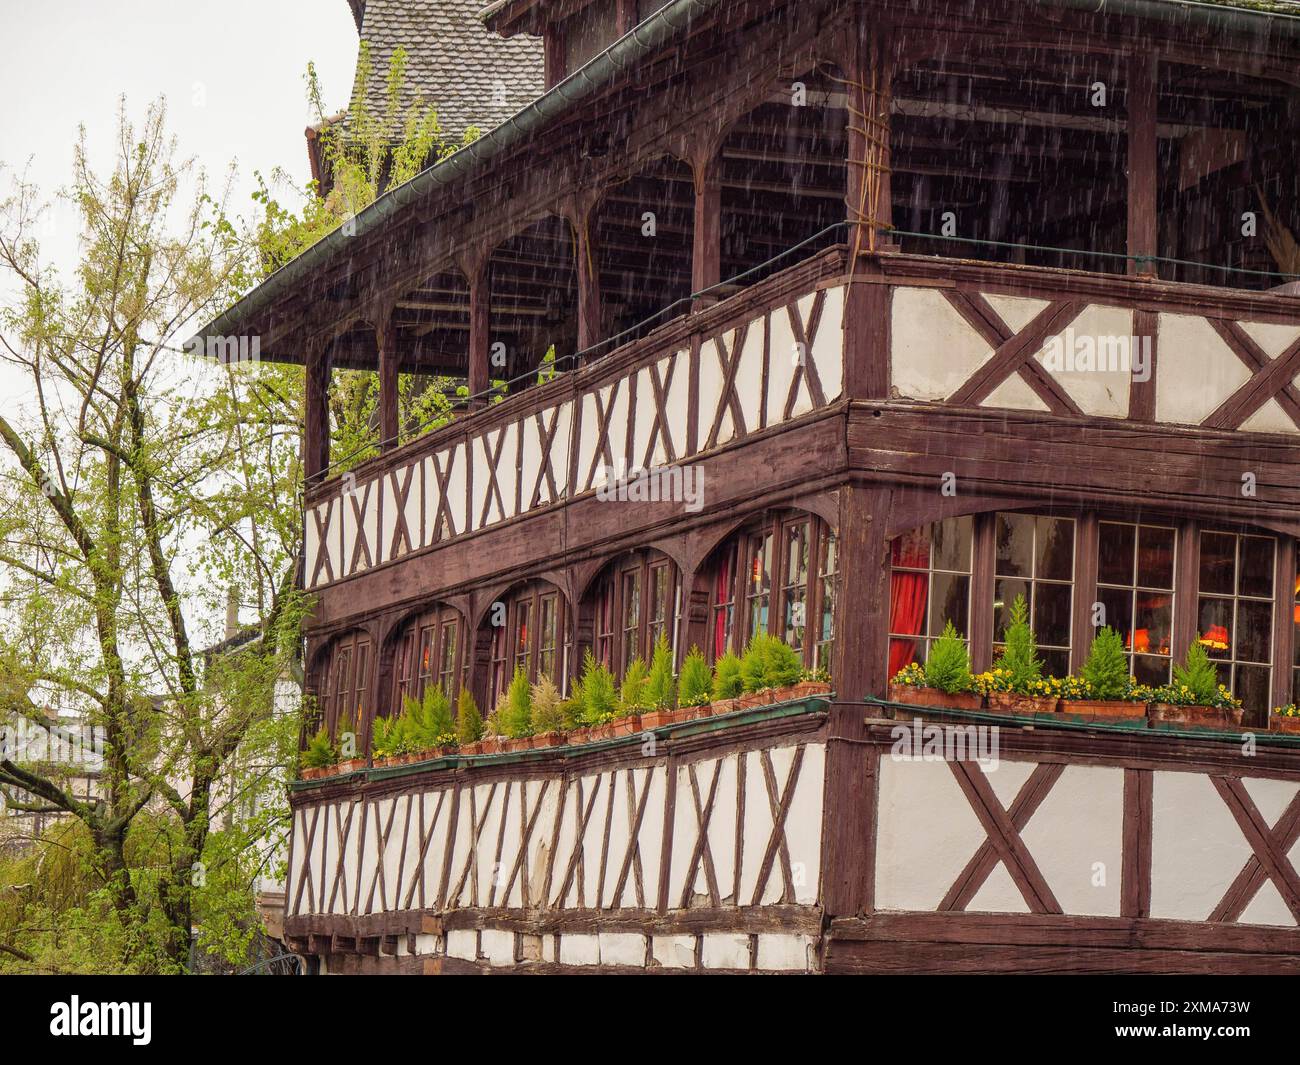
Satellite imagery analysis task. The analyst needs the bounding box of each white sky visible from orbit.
[0,1,359,646]
[0,0,359,406]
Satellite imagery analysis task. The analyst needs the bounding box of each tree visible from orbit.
[0,101,306,972]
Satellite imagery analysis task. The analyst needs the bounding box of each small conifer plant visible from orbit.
[679,646,713,707]
[455,687,484,745]
[923,622,973,694]
[993,595,1042,692]
[1172,640,1220,705]
[712,651,744,700]
[644,634,676,710]
[1081,627,1130,700]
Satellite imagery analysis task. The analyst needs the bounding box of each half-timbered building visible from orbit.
[194,0,1300,973]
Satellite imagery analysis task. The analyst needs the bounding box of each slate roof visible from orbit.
[347,0,544,140]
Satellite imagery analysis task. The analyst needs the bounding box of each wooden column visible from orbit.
[544,29,567,89]
[574,202,603,357]
[691,148,721,304]
[1070,513,1101,673]
[822,483,892,920]
[376,313,399,452]
[304,338,332,484]
[615,0,637,35]
[845,18,894,260]
[1172,520,1200,662]
[842,18,895,400]
[466,257,490,410]
[1127,52,1159,278]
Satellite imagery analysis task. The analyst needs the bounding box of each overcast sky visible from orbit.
[0,1,358,256]
[0,1,359,640]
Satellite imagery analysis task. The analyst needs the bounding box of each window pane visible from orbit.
[1239,536,1274,599]
[1098,586,1132,646]
[891,526,930,569]
[1133,592,1173,657]
[1133,653,1170,686]
[1034,581,1072,647]
[932,515,972,572]
[929,573,969,638]
[1036,517,1074,582]
[993,577,1030,640]
[1235,664,1272,717]
[1199,532,1235,595]
[1098,522,1135,586]
[1040,649,1070,678]
[785,522,810,585]
[1137,526,1175,589]
[1235,599,1272,664]
[889,572,928,636]
[995,513,1033,578]
[1197,597,1233,659]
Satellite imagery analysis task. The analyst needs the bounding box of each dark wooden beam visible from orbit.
[304,340,332,484]
[691,147,721,301]
[467,258,490,409]
[377,314,399,452]
[1127,52,1159,278]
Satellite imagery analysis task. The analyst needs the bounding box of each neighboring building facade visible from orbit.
[195,0,1300,973]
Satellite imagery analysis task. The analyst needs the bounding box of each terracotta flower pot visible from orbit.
[1148,703,1244,731]
[788,681,832,700]
[566,727,592,746]
[736,690,776,710]
[641,706,700,729]
[1057,699,1148,726]
[985,692,1059,716]
[1270,715,1300,735]
[707,698,736,717]
[888,683,983,711]
[459,741,484,755]
[531,732,565,749]
[338,757,368,774]
[480,736,503,755]
[301,766,323,780]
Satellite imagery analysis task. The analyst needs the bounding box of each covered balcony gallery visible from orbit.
[188,1,1300,493]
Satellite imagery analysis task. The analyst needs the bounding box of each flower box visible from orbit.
[888,683,983,711]
[531,732,566,749]
[985,692,1059,716]
[706,698,737,717]
[338,757,368,774]
[479,736,504,755]
[499,736,533,753]
[1147,703,1244,731]
[786,681,832,701]
[459,741,485,756]
[1270,715,1300,735]
[301,766,326,780]
[589,715,641,741]
[640,706,687,729]
[566,727,592,746]
[1057,699,1148,726]
[736,690,777,710]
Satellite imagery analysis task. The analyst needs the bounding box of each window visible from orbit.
[815,531,838,670]
[1096,522,1176,685]
[888,516,973,678]
[994,513,1074,677]
[487,583,570,707]
[1293,556,1300,707]
[887,511,1294,718]
[390,606,462,713]
[315,630,373,737]
[704,512,837,668]
[591,551,682,677]
[1198,530,1274,715]
[710,543,737,661]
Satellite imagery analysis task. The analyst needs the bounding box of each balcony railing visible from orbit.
[304,245,849,590]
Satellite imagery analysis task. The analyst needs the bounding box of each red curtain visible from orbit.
[888,533,929,679]
[712,551,734,659]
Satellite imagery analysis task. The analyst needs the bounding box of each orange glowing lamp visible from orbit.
[1198,625,1229,651]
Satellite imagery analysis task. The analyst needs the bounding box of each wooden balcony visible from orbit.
[303,243,1300,625]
